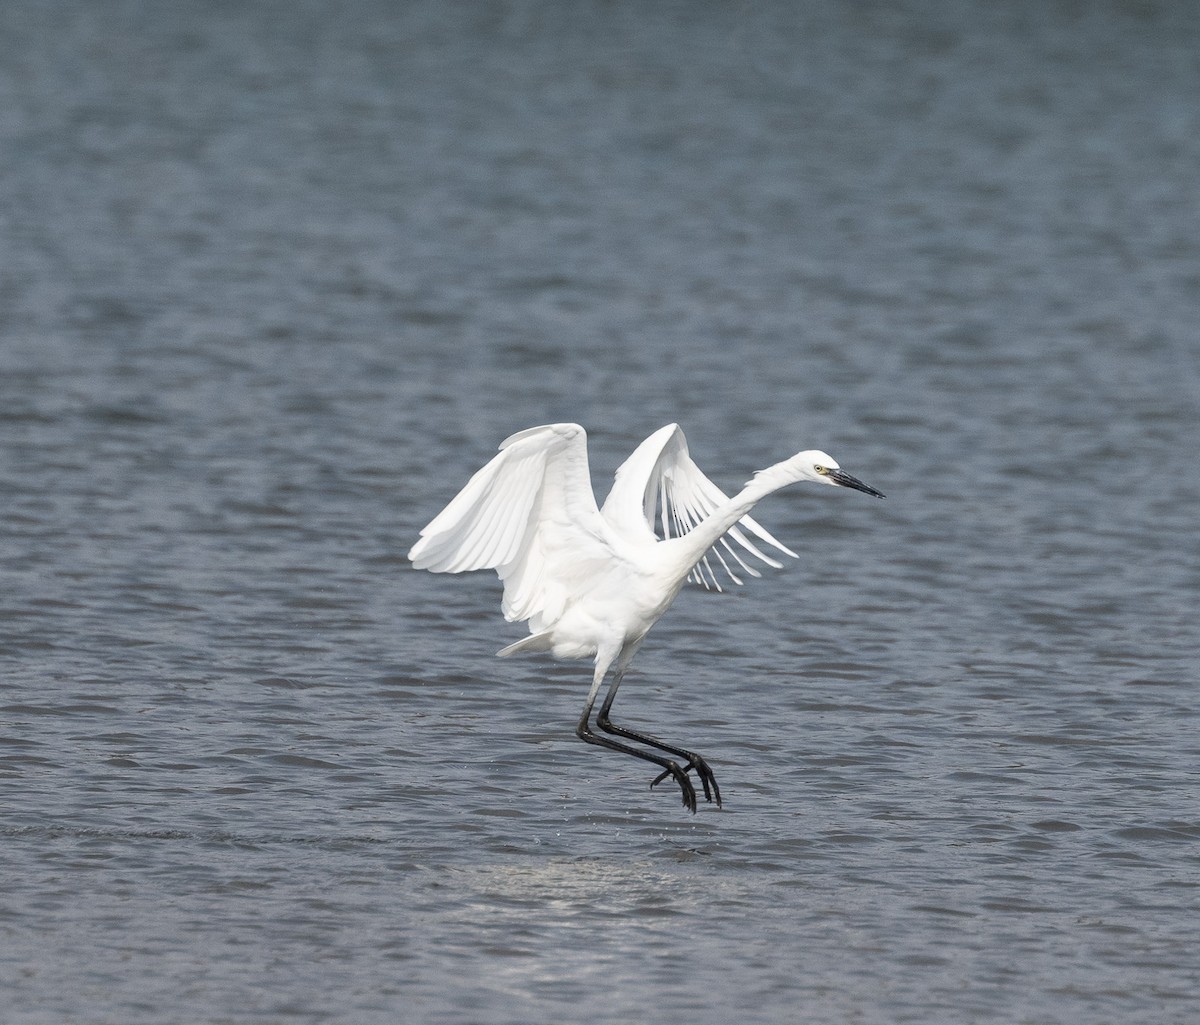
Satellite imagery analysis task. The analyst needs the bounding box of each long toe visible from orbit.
[649,761,697,813]
[676,772,698,813]
[655,757,721,808]
[693,757,721,807]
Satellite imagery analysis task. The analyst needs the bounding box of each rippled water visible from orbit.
[2,2,1199,1022]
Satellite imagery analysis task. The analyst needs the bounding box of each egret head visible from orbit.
[797,450,885,498]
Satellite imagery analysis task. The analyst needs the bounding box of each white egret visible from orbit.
[408,423,883,812]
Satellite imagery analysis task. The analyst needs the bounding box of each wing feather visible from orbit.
[411,445,541,573]
[600,423,797,592]
[409,423,614,632]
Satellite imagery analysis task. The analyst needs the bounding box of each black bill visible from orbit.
[827,468,885,498]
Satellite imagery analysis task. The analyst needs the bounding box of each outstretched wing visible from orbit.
[408,423,615,631]
[599,423,797,591]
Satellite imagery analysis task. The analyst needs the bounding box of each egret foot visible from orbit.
[652,755,721,808]
[649,759,698,813]
[577,717,701,813]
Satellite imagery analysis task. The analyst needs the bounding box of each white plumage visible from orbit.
[409,422,883,811]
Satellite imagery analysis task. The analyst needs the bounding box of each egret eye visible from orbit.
[814,464,828,475]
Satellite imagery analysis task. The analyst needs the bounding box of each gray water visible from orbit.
[2,1,1199,1022]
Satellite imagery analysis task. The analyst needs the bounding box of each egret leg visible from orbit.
[575,661,698,813]
[576,711,698,813]
[595,671,721,808]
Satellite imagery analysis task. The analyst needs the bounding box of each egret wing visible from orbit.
[600,423,797,591]
[408,423,615,631]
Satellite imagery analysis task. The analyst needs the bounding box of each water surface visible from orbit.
[2,2,1198,1022]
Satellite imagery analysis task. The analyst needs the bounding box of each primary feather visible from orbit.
[600,423,797,590]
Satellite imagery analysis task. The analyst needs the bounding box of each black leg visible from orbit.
[595,713,722,808]
[576,711,697,812]
[594,673,722,808]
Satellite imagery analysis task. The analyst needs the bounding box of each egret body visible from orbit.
[409,423,883,811]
